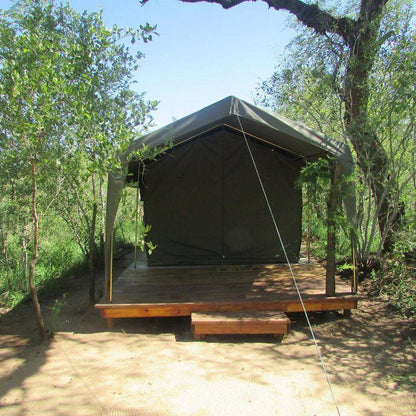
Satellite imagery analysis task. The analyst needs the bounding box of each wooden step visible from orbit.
[191,311,290,340]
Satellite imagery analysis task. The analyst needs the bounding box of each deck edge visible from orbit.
[94,295,361,318]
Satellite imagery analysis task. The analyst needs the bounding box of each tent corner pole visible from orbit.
[325,161,341,297]
[109,234,114,303]
[134,178,140,269]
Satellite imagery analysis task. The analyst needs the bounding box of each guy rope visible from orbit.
[237,114,341,416]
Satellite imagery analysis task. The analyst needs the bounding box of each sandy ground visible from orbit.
[0,258,415,416]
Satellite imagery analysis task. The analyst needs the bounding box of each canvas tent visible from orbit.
[104,96,354,292]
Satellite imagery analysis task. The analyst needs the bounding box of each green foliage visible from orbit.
[370,213,416,316]
[0,216,84,309]
[0,290,25,310]
[0,0,158,313]
[36,240,83,287]
[394,219,416,264]
[115,187,155,255]
[257,26,348,141]
[48,292,68,333]
[133,139,174,164]
[296,158,332,200]
[373,261,416,317]
[296,158,352,260]
[258,0,416,270]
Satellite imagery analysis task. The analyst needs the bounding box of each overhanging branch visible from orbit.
[140,0,356,45]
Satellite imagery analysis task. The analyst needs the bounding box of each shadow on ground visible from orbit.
[0,252,415,415]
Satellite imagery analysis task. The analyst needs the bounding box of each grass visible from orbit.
[0,238,85,310]
[0,214,86,310]
[0,213,142,311]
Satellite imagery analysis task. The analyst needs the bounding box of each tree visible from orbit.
[0,0,157,337]
[258,1,415,267]
[140,0,403,251]
[0,0,76,339]
[55,8,157,304]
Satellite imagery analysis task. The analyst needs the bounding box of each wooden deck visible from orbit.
[95,263,359,320]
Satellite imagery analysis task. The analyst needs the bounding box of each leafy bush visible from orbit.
[0,217,84,309]
[297,158,353,261]
[114,187,156,255]
[371,217,416,316]
[373,260,416,317]
[36,240,83,286]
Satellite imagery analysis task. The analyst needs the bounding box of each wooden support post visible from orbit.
[134,179,139,269]
[104,256,109,302]
[352,242,358,294]
[104,233,114,303]
[306,184,311,264]
[109,234,114,303]
[343,309,352,318]
[326,162,341,297]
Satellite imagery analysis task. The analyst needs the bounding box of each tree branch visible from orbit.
[140,0,357,45]
[266,0,355,44]
[358,0,389,24]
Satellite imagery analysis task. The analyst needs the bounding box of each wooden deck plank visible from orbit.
[95,263,359,319]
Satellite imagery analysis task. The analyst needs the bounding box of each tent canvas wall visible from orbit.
[138,126,302,265]
[104,97,354,289]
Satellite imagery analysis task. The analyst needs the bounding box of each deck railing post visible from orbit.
[326,161,341,297]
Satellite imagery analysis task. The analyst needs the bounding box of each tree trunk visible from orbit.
[99,177,106,257]
[326,162,341,297]
[88,175,98,305]
[22,224,29,292]
[29,161,48,341]
[0,226,10,289]
[343,12,397,252]
[346,125,395,251]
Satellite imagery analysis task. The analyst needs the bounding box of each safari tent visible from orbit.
[97,96,358,325]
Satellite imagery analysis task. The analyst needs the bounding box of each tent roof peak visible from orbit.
[125,95,353,174]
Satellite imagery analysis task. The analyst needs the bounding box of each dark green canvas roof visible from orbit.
[123,95,353,171]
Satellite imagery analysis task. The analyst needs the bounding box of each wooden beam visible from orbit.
[95,296,360,319]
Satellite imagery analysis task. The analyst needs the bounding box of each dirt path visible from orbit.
[0,262,415,415]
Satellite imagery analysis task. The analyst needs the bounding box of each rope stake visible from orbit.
[236,115,341,416]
